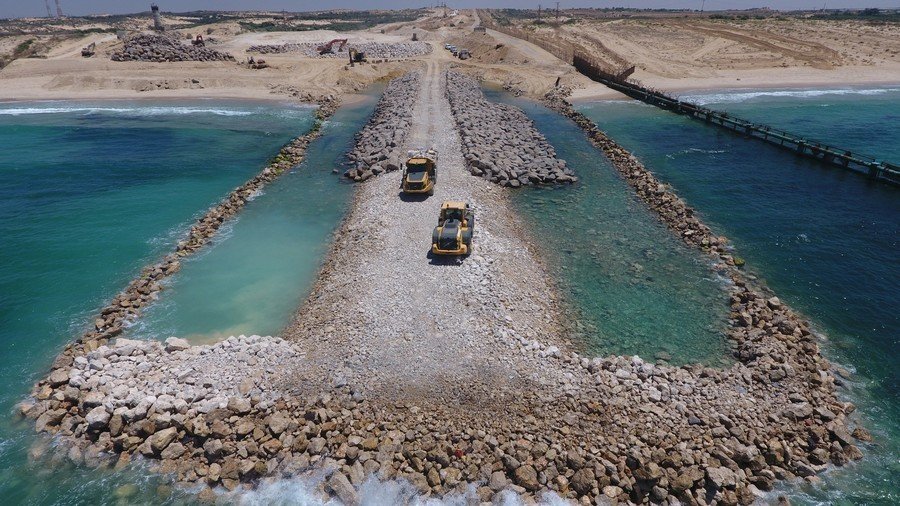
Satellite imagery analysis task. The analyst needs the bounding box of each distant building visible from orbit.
[151,3,165,31]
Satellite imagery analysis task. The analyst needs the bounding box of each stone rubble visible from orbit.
[446,71,577,187]
[111,34,235,63]
[344,72,420,182]
[248,41,432,59]
[20,72,873,506]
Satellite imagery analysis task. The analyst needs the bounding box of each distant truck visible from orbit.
[401,149,437,195]
[432,201,475,256]
[458,49,471,60]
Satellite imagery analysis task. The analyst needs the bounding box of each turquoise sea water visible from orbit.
[0,99,325,503]
[579,87,899,504]
[486,89,732,365]
[129,95,375,343]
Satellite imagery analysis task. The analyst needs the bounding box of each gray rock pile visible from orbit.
[446,71,577,187]
[248,41,432,59]
[111,34,235,62]
[345,72,420,182]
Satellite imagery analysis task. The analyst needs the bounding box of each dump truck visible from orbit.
[432,201,475,256]
[401,149,437,195]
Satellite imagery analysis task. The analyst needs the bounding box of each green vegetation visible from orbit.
[13,38,34,56]
[238,9,423,32]
[0,37,34,69]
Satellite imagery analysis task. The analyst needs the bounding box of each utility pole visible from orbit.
[700,0,706,13]
[55,0,64,18]
[555,2,560,23]
[538,4,542,22]
[44,0,53,18]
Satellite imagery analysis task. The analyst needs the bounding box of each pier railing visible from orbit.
[478,10,900,186]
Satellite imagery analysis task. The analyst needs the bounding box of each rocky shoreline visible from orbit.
[446,71,577,187]
[344,71,420,182]
[19,71,873,505]
[24,94,338,392]
[111,34,235,63]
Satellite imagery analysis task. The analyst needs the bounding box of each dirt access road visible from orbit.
[284,59,585,416]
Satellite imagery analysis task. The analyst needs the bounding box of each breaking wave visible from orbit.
[0,103,314,118]
[235,474,571,505]
[680,87,899,105]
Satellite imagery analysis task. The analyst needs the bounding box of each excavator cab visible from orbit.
[431,201,475,256]
[402,149,437,196]
[81,42,96,57]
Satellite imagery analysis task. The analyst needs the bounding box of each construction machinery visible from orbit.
[191,35,204,47]
[81,42,95,57]
[317,38,347,55]
[432,201,475,256]
[458,49,471,60]
[401,149,437,195]
[348,47,366,65]
[247,56,268,69]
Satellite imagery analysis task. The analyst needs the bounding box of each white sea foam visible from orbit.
[234,474,571,505]
[680,87,899,105]
[0,104,314,118]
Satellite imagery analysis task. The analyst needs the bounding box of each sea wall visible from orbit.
[16,77,875,506]
[446,71,576,187]
[540,88,871,493]
[344,72,420,182]
[27,95,338,373]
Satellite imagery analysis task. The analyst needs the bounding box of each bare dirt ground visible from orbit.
[1,10,897,103]
[520,16,900,99]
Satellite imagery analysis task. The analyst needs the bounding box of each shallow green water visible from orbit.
[130,95,377,343]
[580,87,899,504]
[486,89,732,365]
[0,99,323,503]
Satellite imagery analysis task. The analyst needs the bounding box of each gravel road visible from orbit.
[285,60,578,413]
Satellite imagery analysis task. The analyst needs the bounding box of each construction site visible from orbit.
[2,3,899,506]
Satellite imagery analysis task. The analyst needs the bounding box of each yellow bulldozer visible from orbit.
[401,149,437,196]
[431,201,475,256]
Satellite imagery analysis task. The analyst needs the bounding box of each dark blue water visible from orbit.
[580,87,899,504]
[0,100,315,503]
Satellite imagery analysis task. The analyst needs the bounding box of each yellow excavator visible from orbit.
[348,47,367,66]
[432,201,475,256]
[401,149,437,196]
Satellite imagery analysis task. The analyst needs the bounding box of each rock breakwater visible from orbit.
[32,96,338,367]
[344,72,420,182]
[111,34,235,63]
[248,41,432,59]
[20,69,873,506]
[446,71,577,187]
